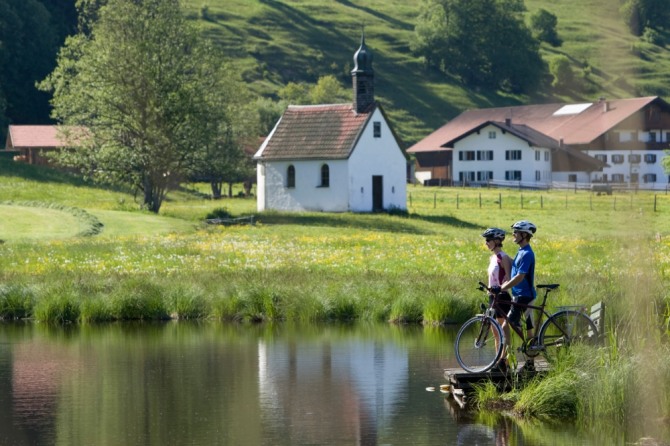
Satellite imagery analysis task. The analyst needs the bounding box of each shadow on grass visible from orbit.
[255,211,479,234]
[0,156,89,186]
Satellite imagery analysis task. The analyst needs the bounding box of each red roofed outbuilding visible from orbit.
[5,125,87,165]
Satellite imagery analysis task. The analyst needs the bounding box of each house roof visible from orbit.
[448,120,564,149]
[407,96,663,154]
[5,125,87,149]
[254,103,373,161]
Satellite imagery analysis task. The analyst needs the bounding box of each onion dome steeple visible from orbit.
[351,31,375,113]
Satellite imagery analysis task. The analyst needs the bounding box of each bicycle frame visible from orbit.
[480,282,559,348]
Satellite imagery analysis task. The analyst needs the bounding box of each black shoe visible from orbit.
[520,360,535,372]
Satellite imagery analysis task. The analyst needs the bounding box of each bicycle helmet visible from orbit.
[511,220,537,235]
[481,228,506,241]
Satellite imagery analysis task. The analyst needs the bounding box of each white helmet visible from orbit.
[511,220,537,235]
[481,228,506,241]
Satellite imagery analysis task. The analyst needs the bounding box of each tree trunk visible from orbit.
[143,176,166,213]
[210,181,222,199]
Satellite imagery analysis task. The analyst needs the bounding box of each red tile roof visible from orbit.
[408,96,662,153]
[6,125,87,149]
[255,104,372,160]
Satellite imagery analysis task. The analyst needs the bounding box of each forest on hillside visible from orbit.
[1,0,670,145]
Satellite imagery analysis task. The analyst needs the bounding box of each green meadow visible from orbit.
[1,158,669,325]
[1,158,670,425]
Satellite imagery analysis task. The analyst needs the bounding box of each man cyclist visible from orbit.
[498,220,537,372]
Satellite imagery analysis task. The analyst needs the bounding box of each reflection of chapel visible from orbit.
[254,35,408,213]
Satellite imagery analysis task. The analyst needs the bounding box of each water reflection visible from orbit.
[258,331,407,444]
[0,321,655,445]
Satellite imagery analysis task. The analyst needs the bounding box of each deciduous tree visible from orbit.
[41,0,248,213]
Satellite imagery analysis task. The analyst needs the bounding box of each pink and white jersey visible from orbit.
[487,251,510,287]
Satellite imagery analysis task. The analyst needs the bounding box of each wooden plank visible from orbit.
[451,388,466,409]
[445,361,549,392]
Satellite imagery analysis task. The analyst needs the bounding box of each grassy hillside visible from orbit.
[181,0,670,145]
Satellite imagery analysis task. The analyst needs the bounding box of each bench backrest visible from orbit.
[590,301,605,339]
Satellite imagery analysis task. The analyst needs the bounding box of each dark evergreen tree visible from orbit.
[0,0,71,139]
[620,0,670,36]
[530,9,562,47]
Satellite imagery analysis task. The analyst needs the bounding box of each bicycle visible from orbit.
[454,282,599,373]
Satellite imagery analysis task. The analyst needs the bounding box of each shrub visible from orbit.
[206,207,233,220]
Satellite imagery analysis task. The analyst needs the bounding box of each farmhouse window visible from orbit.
[505,170,521,181]
[595,154,607,163]
[628,154,641,164]
[611,154,624,164]
[643,173,657,183]
[568,174,577,182]
[649,132,657,142]
[459,171,475,183]
[611,173,624,182]
[373,122,381,138]
[535,151,540,161]
[287,165,295,188]
[320,164,330,187]
[505,150,522,160]
[488,131,496,139]
[477,171,493,181]
[458,151,476,161]
[545,151,550,161]
[644,154,657,163]
[477,150,493,160]
[535,170,541,181]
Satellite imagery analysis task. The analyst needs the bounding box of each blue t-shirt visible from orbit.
[511,244,536,299]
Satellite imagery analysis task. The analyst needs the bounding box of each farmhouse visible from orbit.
[408,96,670,190]
[254,36,408,212]
[4,125,86,165]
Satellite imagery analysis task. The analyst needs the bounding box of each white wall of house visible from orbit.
[452,125,552,186]
[585,149,669,187]
[257,159,349,212]
[348,108,407,211]
[552,171,591,183]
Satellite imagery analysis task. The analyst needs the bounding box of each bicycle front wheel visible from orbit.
[455,315,504,373]
[538,310,599,362]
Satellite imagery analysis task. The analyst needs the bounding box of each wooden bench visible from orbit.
[206,215,255,226]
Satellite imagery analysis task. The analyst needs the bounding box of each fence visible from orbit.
[407,185,670,213]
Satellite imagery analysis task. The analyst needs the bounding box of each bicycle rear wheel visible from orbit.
[454,315,504,373]
[538,310,599,362]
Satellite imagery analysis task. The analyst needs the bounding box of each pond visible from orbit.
[0,321,661,445]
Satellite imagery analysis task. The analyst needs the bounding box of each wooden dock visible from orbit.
[443,361,549,409]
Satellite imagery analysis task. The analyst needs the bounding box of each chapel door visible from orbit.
[372,175,383,212]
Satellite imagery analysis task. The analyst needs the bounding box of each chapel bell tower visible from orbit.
[351,32,374,113]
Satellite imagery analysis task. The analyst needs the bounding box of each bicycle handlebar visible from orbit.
[478,281,560,294]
